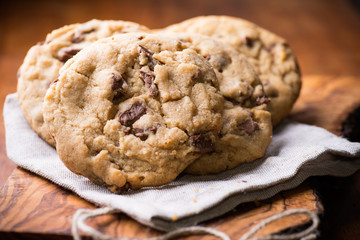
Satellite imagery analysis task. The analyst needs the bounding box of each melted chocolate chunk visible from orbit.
[243,36,254,48]
[255,95,271,106]
[190,134,215,154]
[58,47,82,62]
[132,128,148,141]
[123,127,132,135]
[71,28,96,43]
[111,73,127,100]
[237,118,259,134]
[132,127,157,141]
[147,126,158,133]
[139,70,159,97]
[216,55,230,73]
[176,40,184,51]
[138,45,161,70]
[119,102,146,127]
[138,45,152,56]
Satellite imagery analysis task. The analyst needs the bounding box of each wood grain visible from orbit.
[0,168,320,240]
[290,75,360,134]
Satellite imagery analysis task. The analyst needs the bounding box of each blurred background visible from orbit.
[1,0,360,76]
[1,0,360,239]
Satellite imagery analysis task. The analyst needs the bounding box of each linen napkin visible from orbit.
[4,93,360,231]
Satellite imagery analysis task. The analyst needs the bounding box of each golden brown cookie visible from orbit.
[17,19,150,146]
[168,33,272,174]
[43,33,224,191]
[162,15,301,126]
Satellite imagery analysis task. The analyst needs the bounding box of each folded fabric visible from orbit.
[4,93,360,231]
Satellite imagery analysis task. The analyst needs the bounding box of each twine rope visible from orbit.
[72,207,319,240]
[239,208,319,240]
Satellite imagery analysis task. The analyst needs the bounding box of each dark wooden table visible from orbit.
[1,0,360,239]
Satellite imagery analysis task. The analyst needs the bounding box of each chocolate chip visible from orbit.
[191,69,201,81]
[190,134,215,154]
[71,28,96,43]
[139,70,159,97]
[138,45,161,70]
[138,45,152,56]
[119,102,147,127]
[125,126,157,141]
[123,127,132,135]
[111,73,127,100]
[216,55,230,73]
[58,47,82,62]
[133,127,157,141]
[237,118,259,134]
[176,40,185,51]
[243,36,254,48]
[147,126,158,133]
[132,128,148,141]
[255,95,271,106]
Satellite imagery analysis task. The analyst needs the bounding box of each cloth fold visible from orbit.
[4,93,360,231]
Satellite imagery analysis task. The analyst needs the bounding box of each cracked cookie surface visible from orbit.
[165,33,272,174]
[43,33,224,191]
[162,15,301,126]
[17,19,150,146]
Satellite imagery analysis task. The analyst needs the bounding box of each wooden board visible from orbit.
[1,75,359,239]
[0,169,319,240]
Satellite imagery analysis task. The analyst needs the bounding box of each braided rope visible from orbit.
[72,207,319,240]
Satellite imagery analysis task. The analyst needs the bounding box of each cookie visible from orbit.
[43,33,225,191]
[161,15,301,126]
[176,33,266,106]
[169,33,272,174]
[17,19,150,146]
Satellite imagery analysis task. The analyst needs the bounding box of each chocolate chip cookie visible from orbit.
[168,33,272,174]
[43,33,225,191]
[162,15,301,126]
[17,19,150,146]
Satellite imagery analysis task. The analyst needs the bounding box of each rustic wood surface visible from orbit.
[1,0,360,239]
[0,166,321,240]
[290,75,360,134]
